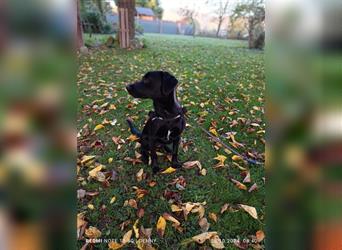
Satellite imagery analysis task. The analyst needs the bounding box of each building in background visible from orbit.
[136,7,156,21]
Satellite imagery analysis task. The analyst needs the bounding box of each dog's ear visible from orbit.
[161,72,178,95]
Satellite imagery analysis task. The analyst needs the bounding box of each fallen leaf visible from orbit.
[214,155,227,168]
[231,178,247,190]
[209,128,219,137]
[183,160,202,169]
[232,155,243,161]
[161,167,176,174]
[108,242,123,249]
[81,155,95,165]
[88,165,103,177]
[110,196,116,204]
[248,183,258,193]
[210,234,225,249]
[136,168,144,182]
[199,217,210,232]
[256,230,265,242]
[108,157,113,163]
[200,168,207,176]
[209,212,217,223]
[239,204,258,219]
[122,230,132,244]
[133,219,140,238]
[156,216,166,237]
[163,213,181,226]
[137,208,145,218]
[242,171,251,183]
[85,226,101,239]
[148,180,157,187]
[171,204,183,212]
[94,124,104,131]
[77,189,86,199]
[126,199,138,209]
[220,203,229,214]
[192,232,217,244]
[88,204,94,210]
[128,134,139,142]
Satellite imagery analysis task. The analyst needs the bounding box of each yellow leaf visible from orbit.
[94,124,104,131]
[200,168,207,176]
[109,104,117,110]
[209,128,219,137]
[214,154,227,167]
[108,157,113,163]
[209,212,217,223]
[88,204,94,210]
[133,219,140,238]
[209,234,225,249]
[171,204,183,212]
[88,165,103,177]
[81,155,95,165]
[108,242,123,250]
[122,230,132,244]
[239,204,258,219]
[156,216,166,237]
[161,167,176,174]
[232,155,243,161]
[128,134,139,142]
[110,196,116,204]
[85,226,101,239]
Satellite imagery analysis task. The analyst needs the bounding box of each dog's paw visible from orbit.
[152,166,160,174]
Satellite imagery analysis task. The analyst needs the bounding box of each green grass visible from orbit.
[78,34,265,249]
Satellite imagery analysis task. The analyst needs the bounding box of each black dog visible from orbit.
[126,71,186,173]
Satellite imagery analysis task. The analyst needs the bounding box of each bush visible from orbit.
[82,12,104,34]
[103,23,113,34]
[135,23,144,35]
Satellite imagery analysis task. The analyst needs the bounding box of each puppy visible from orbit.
[126,71,186,173]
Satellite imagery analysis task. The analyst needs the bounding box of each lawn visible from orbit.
[77,33,265,249]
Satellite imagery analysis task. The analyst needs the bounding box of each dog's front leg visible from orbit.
[171,136,181,168]
[140,137,149,165]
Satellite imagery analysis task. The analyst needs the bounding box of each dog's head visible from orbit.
[126,71,178,99]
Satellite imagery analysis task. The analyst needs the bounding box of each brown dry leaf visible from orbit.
[220,203,229,214]
[209,212,218,223]
[256,230,265,242]
[192,232,218,244]
[136,168,144,182]
[199,217,210,232]
[248,183,258,193]
[242,171,251,183]
[135,188,148,199]
[124,157,142,165]
[210,234,225,249]
[127,199,138,209]
[182,160,202,169]
[77,213,86,229]
[163,213,181,226]
[239,204,258,219]
[122,230,133,244]
[85,226,101,239]
[156,216,166,237]
[148,180,157,187]
[95,171,106,182]
[231,178,247,190]
[128,134,139,142]
[137,208,145,218]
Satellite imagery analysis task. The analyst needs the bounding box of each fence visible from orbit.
[105,14,193,35]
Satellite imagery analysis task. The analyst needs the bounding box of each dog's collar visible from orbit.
[151,114,181,122]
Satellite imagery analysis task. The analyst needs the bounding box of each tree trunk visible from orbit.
[117,0,135,48]
[248,17,254,49]
[77,0,84,49]
[216,18,223,37]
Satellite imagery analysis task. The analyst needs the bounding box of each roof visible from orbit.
[136,7,155,16]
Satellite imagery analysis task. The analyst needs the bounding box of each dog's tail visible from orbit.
[126,118,142,137]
